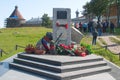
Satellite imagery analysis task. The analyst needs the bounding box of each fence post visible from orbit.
[119,53,120,61]
[0,49,2,57]
[105,45,107,50]
[15,45,18,50]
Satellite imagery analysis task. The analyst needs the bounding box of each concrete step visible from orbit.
[13,57,107,73]
[10,63,111,80]
[14,58,61,73]
[18,53,103,66]
[18,53,61,66]
[61,61,107,73]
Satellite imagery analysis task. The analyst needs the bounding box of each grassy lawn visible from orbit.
[0,27,52,61]
[114,27,120,35]
[0,27,120,67]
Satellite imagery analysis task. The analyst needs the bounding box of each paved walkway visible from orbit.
[73,73,115,80]
[0,69,116,80]
[97,33,120,54]
[105,59,120,80]
[0,69,51,80]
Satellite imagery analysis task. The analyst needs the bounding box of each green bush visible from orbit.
[80,43,93,54]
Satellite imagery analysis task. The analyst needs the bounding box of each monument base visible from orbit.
[10,52,111,80]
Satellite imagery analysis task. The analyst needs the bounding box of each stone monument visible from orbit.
[71,27,83,44]
[53,8,71,45]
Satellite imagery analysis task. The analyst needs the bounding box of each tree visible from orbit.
[83,2,94,21]
[41,14,52,27]
[83,0,109,22]
[91,0,110,21]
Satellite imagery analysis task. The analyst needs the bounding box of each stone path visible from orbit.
[97,34,120,55]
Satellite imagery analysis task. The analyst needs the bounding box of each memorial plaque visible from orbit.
[57,11,67,19]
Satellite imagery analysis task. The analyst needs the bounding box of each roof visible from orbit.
[9,6,25,20]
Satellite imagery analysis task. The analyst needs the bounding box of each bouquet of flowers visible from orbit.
[74,46,87,57]
[25,44,35,54]
[25,44,45,55]
[56,43,89,57]
[56,43,75,56]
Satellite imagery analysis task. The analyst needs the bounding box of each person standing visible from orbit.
[88,21,92,32]
[102,20,109,33]
[82,22,88,32]
[110,21,115,33]
[79,22,82,31]
[75,22,79,30]
[97,21,102,36]
[92,29,98,45]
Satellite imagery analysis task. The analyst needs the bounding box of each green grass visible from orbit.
[114,27,120,35]
[0,27,52,61]
[114,27,120,39]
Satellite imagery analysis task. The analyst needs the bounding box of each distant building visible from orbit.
[24,17,42,26]
[101,3,119,27]
[24,17,53,27]
[72,10,87,26]
[5,6,26,27]
[72,16,86,23]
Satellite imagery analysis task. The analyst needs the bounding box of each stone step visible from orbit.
[13,57,107,73]
[13,58,61,73]
[18,53,61,66]
[18,53,103,66]
[10,63,111,80]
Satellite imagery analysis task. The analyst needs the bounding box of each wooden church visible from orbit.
[5,6,26,27]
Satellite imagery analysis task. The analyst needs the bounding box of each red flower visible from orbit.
[25,44,35,53]
[80,52,86,57]
[68,45,72,50]
[65,23,68,29]
[74,49,79,55]
[59,44,65,47]
[64,45,68,49]
[56,21,59,26]
[50,44,55,50]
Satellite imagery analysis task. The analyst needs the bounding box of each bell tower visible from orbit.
[75,10,79,18]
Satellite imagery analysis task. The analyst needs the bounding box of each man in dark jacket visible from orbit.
[92,29,98,45]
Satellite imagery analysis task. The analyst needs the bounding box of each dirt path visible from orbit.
[97,34,120,54]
